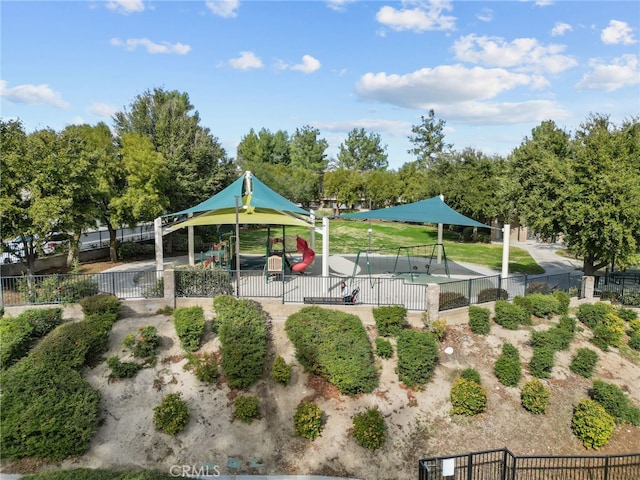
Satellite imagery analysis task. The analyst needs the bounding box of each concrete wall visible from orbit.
[0,248,110,277]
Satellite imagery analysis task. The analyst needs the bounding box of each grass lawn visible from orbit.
[229,219,544,275]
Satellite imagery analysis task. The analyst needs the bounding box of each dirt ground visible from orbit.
[3,302,638,480]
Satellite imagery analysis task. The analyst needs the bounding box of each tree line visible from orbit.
[1,87,638,276]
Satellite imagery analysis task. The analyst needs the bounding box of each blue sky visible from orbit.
[1,0,639,170]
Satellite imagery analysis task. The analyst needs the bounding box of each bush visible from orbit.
[570,348,598,378]
[460,368,481,385]
[527,293,560,319]
[526,282,551,295]
[617,307,638,322]
[106,356,142,379]
[439,291,469,310]
[627,318,640,336]
[494,300,528,329]
[531,317,575,352]
[372,305,407,337]
[571,399,615,449]
[468,306,490,335]
[57,279,100,303]
[271,355,292,385]
[285,306,377,395]
[629,333,640,351]
[352,408,386,450]
[552,290,571,315]
[427,318,447,341]
[79,294,121,317]
[375,337,393,359]
[123,325,159,358]
[521,378,550,414]
[175,267,234,297]
[233,395,260,424]
[513,295,534,318]
[219,298,268,389]
[154,392,190,435]
[396,329,439,388]
[494,343,521,387]
[620,291,640,307]
[576,302,615,330]
[477,288,508,303]
[529,347,555,379]
[450,378,487,416]
[589,380,640,426]
[173,306,205,352]
[192,352,218,383]
[591,312,626,351]
[19,308,64,337]
[293,401,323,440]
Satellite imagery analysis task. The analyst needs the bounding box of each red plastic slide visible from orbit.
[291,236,315,273]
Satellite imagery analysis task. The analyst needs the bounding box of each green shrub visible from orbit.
[175,267,234,297]
[427,318,447,341]
[477,288,508,303]
[293,401,323,440]
[58,279,100,303]
[352,407,386,450]
[218,298,267,389]
[552,290,571,315]
[591,312,626,351]
[173,306,205,352]
[271,355,292,385]
[233,395,260,424]
[494,300,528,329]
[123,325,159,358]
[526,282,551,295]
[531,317,575,352]
[285,306,377,395]
[621,291,640,307]
[468,306,490,335]
[627,318,640,336]
[617,306,638,322]
[513,296,534,318]
[397,329,439,387]
[79,294,121,317]
[577,302,616,330]
[19,308,64,337]
[375,337,393,359]
[494,343,521,387]
[570,348,598,378]
[154,392,190,435]
[106,356,142,379]
[450,378,487,416]
[372,305,407,337]
[521,378,550,414]
[527,293,560,319]
[589,380,640,426]
[192,352,218,383]
[439,292,469,310]
[629,333,640,351]
[460,368,481,385]
[529,347,555,379]
[571,399,615,449]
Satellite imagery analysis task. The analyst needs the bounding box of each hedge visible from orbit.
[173,306,205,352]
[494,300,528,329]
[396,329,439,387]
[372,305,407,337]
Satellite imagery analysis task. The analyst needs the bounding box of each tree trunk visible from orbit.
[108,224,118,262]
[66,233,81,268]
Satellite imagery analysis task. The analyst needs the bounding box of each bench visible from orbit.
[303,297,354,305]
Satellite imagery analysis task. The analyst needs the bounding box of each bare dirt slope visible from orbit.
[4,305,640,480]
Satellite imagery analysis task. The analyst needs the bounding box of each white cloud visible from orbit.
[452,34,577,73]
[88,102,119,118]
[601,20,637,45]
[476,8,493,23]
[326,0,357,12]
[228,51,263,70]
[356,64,535,108]
[205,0,239,19]
[277,55,321,74]
[110,38,191,55]
[551,22,572,37]
[314,118,410,138]
[0,80,70,108]
[106,0,145,14]
[576,54,640,92]
[376,0,456,33]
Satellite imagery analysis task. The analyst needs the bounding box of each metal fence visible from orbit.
[438,272,584,311]
[419,448,640,480]
[594,273,640,306]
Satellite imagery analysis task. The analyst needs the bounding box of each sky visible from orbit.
[1,0,639,170]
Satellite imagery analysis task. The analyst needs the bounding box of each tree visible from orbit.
[407,110,453,169]
[337,128,388,171]
[289,125,329,173]
[396,162,433,203]
[113,87,233,213]
[364,170,401,209]
[237,128,290,166]
[323,169,365,214]
[509,114,640,275]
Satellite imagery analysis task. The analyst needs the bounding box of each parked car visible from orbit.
[42,232,69,254]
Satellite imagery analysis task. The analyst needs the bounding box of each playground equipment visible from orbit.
[265,234,315,281]
[291,236,315,273]
[352,244,449,287]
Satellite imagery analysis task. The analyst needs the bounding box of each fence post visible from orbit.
[467,452,473,480]
[524,274,528,295]
[581,276,594,300]
[426,283,440,321]
[604,455,609,480]
[468,278,473,306]
[163,269,176,309]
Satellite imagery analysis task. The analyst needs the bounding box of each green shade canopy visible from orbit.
[165,171,314,230]
[339,196,489,228]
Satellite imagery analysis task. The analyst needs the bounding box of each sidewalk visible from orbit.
[512,240,583,276]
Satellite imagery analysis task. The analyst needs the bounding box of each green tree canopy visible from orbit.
[407,109,453,169]
[337,128,388,171]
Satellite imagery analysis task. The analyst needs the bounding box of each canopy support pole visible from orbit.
[154,216,163,276]
[501,223,510,278]
[188,212,195,266]
[235,196,241,296]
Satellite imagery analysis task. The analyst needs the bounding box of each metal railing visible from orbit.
[594,273,640,305]
[419,448,640,480]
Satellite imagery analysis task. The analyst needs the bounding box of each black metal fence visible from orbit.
[594,273,640,306]
[419,448,640,480]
